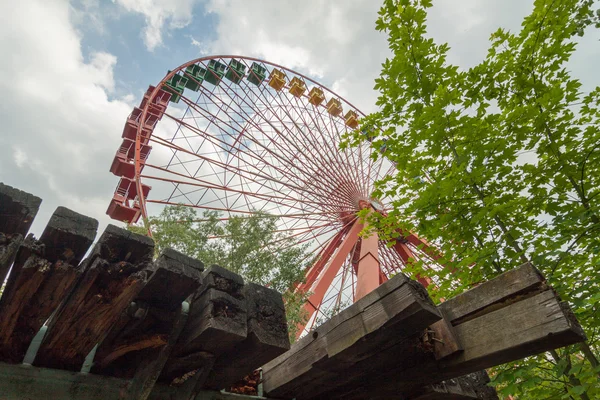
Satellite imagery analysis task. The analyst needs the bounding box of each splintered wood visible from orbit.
[262,263,586,399]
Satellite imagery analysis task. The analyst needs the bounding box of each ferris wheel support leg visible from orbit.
[296,220,363,337]
[355,227,380,301]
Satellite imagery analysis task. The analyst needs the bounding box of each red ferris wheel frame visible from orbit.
[106,55,443,336]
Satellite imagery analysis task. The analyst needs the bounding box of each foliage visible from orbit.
[130,205,311,342]
[343,0,600,397]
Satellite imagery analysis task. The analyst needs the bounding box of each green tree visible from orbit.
[131,205,311,341]
[343,0,600,397]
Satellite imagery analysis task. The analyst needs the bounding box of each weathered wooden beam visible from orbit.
[262,273,441,399]
[438,262,546,324]
[0,183,41,284]
[0,232,23,287]
[91,248,203,380]
[34,225,154,371]
[0,182,42,236]
[265,264,583,400]
[0,207,97,363]
[439,289,584,376]
[203,283,290,391]
[161,265,247,383]
[136,248,205,311]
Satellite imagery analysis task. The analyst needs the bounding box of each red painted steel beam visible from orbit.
[297,219,363,337]
[355,224,380,301]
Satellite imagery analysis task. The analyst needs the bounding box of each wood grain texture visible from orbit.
[34,225,154,371]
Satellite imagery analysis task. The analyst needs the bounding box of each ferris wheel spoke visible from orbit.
[165,102,343,211]
[239,82,359,198]
[265,88,364,201]
[140,171,337,215]
[150,134,340,205]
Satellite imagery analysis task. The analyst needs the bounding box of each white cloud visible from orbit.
[114,0,200,51]
[13,148,27,169]
[202,0,390,113]
[199,0,548,114]
[0,0,132,236]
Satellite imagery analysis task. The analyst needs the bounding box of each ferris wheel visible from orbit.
[106,56,442,335]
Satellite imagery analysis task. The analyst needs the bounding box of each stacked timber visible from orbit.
[0,182,291,400]
[262,263,586,399]
[159,266,290,396]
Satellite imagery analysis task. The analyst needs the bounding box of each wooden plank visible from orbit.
[439,262,545,324]
[0,207,98,364]
[0,182,42,236]
[136,248,204,311]
[39,206,98,266]
[203,283,290,390]
[440,289,585,376]
[265,264,583,400]
[34,225,154,371]
[91,248,203,379]
[262,273,441,399]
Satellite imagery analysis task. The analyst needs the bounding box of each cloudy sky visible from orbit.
[1,0,598,238]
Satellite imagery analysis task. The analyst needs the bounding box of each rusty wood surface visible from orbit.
[161,265,248,384]
[265,264,583,400]
[0,207,97,364]
[126,301,191,400]
[439,262,546,324]
[92,248,203,378]
[34,225,154,371]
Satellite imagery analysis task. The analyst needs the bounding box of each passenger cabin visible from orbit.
[163,73,188,103]
[289,77,306,98]
[109,138,151,179]
[121,107,158,143]
[205,60,226,86]
[140,85,171,117]
[225,59,247,84]
[247,62,267,86]
[268,68,286,91]
[184,65,206,91]
[106,178,143,223]
[344,110,359,129]
[308,87,325,106]
[326,98,343,117]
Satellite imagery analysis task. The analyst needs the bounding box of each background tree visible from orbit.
[344,0,600,398]
[131,205,311,341]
